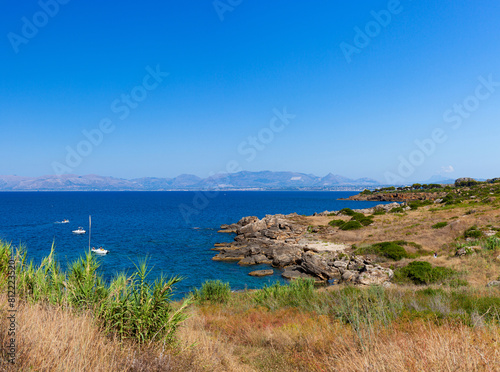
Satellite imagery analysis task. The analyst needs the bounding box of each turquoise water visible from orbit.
[0,191,387,298]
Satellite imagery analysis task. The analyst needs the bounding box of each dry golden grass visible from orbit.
[176,300,500,372]
[0,297,198,372]
[2,290,500,371]
[303,204,500,252]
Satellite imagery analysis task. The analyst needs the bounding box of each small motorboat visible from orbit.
[61,219,69,224]
[91,247,109,255]
[87,216,109,254]
[72,227,86,234]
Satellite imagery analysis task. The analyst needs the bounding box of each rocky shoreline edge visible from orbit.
[212,203,404,286]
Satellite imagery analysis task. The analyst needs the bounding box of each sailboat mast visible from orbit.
[89,215,91,250]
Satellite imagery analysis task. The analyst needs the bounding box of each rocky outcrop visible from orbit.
[344,192,445,202]
[455,177,477,186]
[249,269,274,277]
[213,213,393,286]
[486,280,500,287]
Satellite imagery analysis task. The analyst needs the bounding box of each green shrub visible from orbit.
[464,226,483,239]
[97,261,188,343]
[483,236,500,250]
[360,189,373,195]
[339,208,356,216]
[432,222,448,229]
[408,200,433,210]
[254,278,316,310]
[354,241,408,261]
[375,242,407,260]
[451,292,500,318]
[328,219,345,227]
[389,207,404,213]
[5,242,189,344]
[350,213,374,226]
[394,261,459,285]
[193,280,231,304]
[373,209,386,215]
[339,221,363,230]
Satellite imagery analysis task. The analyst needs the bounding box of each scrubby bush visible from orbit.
[339,208,356,216]
[463,226,483,239]
[374,242,408,260]
[354,241,408,261]
[408,200,433,210]
[360,189,373,195]
[483,236,500,250]
[254,278,316,310]
[339,221,363,230]
[328,219,345,227]
[389,207,405,213]
[373,209,386,215]
[2,242,188,344]
[351,213,374,226]
[193,280,231,304]
[394,261,460,285]
[432,222,448,229]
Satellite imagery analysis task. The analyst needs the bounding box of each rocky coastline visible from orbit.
[212,203,401,286]
[343,191,445,202]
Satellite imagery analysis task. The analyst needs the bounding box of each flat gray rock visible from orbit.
[249,269,274,277]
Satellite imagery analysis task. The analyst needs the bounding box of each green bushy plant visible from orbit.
[394,261,460,285]
[339,220,363,230]
[193,280,231,304]
[328,219,345,227]
[3,241,188,344]
[254,278,316,310]
[483,236,500,250]
[389,207,404,213]
[374,242,407,260]
[464,226,483,239]
[432,222,448,229]
[339,208,356,216]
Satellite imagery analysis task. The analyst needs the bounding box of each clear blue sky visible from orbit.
[1,0,499,183]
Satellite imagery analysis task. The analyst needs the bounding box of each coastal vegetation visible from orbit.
[1,178,500,371]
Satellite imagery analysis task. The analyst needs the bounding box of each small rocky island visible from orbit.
[212,203,403,286]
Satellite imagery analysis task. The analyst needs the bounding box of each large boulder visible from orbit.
[348,257,366,271]
[238,256,257,266]
[212,250,247,261]
[237,216,259,226]
[249,269,274,277]
[239,219,267,235]
[272,253,298,268]
[300,251,341,281]
[342,270,359,283]
[281,265,316,280]
[254,254,272,264]
[356,266,393,285]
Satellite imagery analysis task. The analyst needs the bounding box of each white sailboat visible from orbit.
[88,215,109,255]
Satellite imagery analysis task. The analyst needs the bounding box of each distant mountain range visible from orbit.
[0,172,381,191]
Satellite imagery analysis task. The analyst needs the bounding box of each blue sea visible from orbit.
[0,191,387,298]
